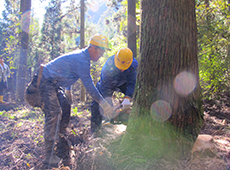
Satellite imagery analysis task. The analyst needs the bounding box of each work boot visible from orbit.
[44,140,61,168]
[0,95,5,104]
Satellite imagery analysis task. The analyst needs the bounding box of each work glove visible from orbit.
[121,97,131,110]
[65,89,72,104]
[100,100,114,120]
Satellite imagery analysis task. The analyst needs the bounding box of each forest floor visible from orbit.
[0,92,230,170]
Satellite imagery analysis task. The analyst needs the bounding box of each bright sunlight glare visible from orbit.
[88,1,100,12]
[150,100,172,122]
[127,14,136,36]
[21,10,31,33]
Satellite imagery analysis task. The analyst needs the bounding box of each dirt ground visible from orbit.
[0,93,230,170]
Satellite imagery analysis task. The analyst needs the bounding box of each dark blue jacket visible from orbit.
[96,55,138,98]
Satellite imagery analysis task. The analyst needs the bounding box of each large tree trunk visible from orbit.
[16,0,31,102]
[119,0,204,160]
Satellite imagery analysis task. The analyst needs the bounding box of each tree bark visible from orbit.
[127,0,137,58]
[16,0,31,102]
[119,0,204,160]
[228,0,230,60]
[80,0,86,102]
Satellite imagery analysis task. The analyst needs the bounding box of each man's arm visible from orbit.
[77,60,114,118]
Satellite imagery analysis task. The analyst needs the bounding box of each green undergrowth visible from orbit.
[0,107,44,121]
[106,115,194,169]
[0,107,44,136]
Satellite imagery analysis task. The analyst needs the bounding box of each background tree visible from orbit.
[119,0,204,162]
[228,0,230,62]
[16,0,31,102]
[27,16,42,77]
[127,0,137,58]
[80,0,86,102]
[61,0,81,52]
[39,0,62,62]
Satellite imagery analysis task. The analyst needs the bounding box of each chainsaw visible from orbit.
[109,102,131,125]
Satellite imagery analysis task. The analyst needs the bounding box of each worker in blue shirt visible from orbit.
[38,34,114,168]
[90,47,138,133]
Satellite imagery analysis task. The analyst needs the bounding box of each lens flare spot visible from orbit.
[21,10,31,33]
[127,14,136,36]
[174,72,197,96]
[89,1,100,12]
[150,100,172,122]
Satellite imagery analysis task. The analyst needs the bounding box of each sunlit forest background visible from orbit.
[0,0,229,103]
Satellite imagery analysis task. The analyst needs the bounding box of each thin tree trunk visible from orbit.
[16,0,31,102]
[227,0,230,77]
[128,0,137,58]
[80,0,86,102]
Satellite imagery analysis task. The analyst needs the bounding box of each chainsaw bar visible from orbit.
[110,106,131,125]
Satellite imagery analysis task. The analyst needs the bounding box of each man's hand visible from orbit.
[121,97,131,110]
[100,101,114,119]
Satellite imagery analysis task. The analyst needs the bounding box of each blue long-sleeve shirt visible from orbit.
[42,48,104,103]
[97,55,138,98]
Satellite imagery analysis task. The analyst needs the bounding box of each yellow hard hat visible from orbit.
[89,34,110,50]
[114,47,133,70]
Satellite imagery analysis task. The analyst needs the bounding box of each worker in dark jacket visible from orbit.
[38,34,114,168]
[91,47,138,133]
